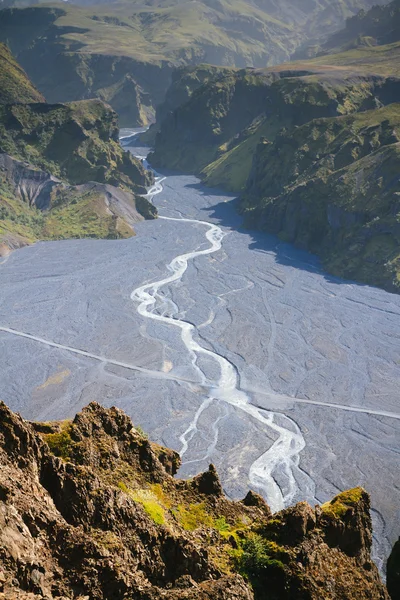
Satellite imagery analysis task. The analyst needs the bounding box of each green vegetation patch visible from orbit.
[172,502,214,531]
[322,487,364,519]
[43,421,75,460]
[118,483,166,526]
[0,42,45,104]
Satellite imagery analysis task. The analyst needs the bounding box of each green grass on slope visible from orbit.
[2,0,296,65]
[0,42,45,104]
[201,118,284,192]
[311,41,400,76]
[0,182,135,248]
[0,178,45,244]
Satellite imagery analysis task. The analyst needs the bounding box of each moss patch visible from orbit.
[322,487,364,519]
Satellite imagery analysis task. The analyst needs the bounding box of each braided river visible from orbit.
[0,132,399,569]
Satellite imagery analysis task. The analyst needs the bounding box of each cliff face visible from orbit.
[0,401,391,600]
[387,538,400,600]
[0,100,152,191]
[241,104,400,291]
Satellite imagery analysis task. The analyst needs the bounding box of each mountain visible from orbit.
[0,43,155,256]
[303,0,400,57]
[149,1,400,292]
[0,399,392,599]
[0,0,390,126]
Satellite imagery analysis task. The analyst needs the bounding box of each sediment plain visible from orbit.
[0,135,399,571]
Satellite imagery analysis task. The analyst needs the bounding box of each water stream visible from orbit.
[131,174,315,511]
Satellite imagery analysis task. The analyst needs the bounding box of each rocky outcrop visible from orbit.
[0,401,391,599]
[0,46,156,250]
[0,100,153,193]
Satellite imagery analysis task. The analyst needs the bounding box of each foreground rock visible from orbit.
[0,401,390,599]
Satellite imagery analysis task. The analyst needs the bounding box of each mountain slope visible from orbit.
[149,0,400,291]
[0,41,44,104]
[0,0,390,126]
[0,400,391,599]
[0,44,155,255]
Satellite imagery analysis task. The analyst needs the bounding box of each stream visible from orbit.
[131,174,314,512]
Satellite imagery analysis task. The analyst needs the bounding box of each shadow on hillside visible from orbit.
[182,181,372,292]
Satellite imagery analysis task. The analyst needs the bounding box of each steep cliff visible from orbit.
[240,102,400,291]
[387,537,400,600]
[0,400,391,599]
[0,100,152,191]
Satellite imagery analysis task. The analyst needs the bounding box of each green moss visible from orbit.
[117,481,129,494]
[118,484,166,526]
[215,516,231,532]
[322,487,364,519]
[134,495,165,525]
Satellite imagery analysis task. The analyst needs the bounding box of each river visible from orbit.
[0,132,399,569]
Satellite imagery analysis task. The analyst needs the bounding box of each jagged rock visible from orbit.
[190,464,223,497]
[0,401,391,599]
[241,491,271,517]
[387,537,400,600]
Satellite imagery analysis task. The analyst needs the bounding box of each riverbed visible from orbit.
[0,137,399,569]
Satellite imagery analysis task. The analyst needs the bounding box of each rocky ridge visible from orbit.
[0,400,394,599]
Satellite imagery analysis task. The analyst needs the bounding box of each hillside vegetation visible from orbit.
[0,400,393,599]
[150,0,400,291]
[0,0,389,126]
[0,43,155,254]
[0,41,44,104]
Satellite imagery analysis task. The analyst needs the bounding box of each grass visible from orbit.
[0,185,136,248]
[0,0,296,66]
[172,502,214,531]
[118,483,166,525]
[202,117,287,192]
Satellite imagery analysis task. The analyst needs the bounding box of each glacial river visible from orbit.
[0,134,399,569]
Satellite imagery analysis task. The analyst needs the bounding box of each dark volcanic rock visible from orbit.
[0,401,391,599]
